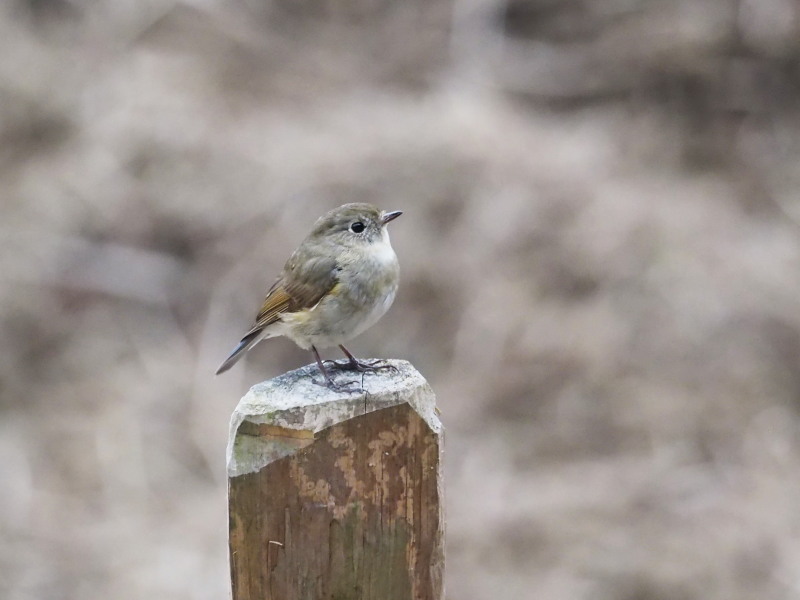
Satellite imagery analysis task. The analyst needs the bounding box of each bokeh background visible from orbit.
[3,0,800,598]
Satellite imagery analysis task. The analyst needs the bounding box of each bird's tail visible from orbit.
[215,329,263,375]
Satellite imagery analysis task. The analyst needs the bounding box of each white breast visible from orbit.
[283,228,399,349]
[341,228,398,338]
[373,227,396,266]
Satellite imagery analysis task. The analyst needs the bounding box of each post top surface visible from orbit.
[227,359,441,476]
[239,359,426,415]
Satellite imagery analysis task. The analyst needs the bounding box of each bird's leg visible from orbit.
[312,346,360,392]
[324,345,397,373]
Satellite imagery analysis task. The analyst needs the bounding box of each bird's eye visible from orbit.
[350,221,365,233]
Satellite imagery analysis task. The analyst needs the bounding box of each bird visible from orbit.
[216,203,402,390]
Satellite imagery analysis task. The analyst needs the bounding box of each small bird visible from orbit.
[216,203,402,390]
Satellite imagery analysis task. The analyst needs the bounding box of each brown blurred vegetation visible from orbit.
[2,0,800,598]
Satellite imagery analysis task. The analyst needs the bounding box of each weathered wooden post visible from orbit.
[227,359,444,600]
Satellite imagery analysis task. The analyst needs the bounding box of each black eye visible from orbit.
[350,221,365,233]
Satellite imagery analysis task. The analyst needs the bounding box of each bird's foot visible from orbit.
[312,372,362,393]
[324,358,397,374]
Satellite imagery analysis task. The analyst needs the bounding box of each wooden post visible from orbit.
[227,359,444,600]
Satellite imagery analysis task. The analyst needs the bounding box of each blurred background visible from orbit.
[3,0,800,598]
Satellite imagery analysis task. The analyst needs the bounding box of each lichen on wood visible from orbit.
[228,360,444,600]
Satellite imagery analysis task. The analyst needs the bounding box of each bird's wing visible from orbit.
[246,253,339,336]
[216,253,339,375]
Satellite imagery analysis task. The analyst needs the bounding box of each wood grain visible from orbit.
[228,361,443,600]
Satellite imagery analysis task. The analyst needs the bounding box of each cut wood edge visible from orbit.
[226,359,441,477]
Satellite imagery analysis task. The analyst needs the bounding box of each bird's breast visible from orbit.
[282,236,399,349]
[327,239,398,331]
[340,239,399,304]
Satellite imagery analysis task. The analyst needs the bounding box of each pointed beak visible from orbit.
[381,210,402,225]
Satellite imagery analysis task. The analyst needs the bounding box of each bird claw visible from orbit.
[323,358,397,374]
[313,375,362,393]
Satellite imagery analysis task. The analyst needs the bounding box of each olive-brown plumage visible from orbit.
[216,203,401,389]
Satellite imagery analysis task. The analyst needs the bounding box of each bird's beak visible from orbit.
[381,210,402,225]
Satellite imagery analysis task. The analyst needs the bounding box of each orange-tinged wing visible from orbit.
[215,249,339,375]
[250,285,293,332]
[247,253,340,336]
